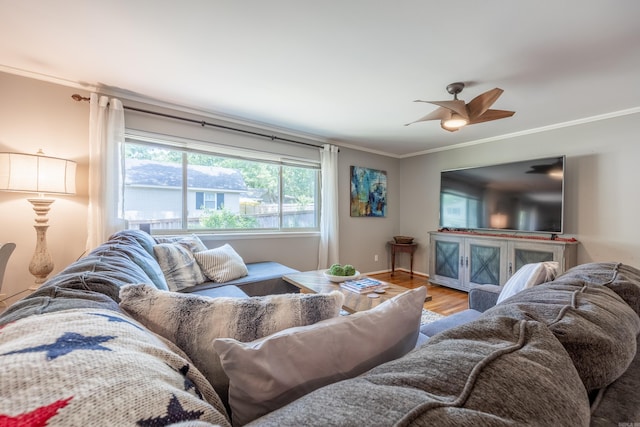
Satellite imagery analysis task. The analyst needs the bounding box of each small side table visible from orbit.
[388,241,418,276]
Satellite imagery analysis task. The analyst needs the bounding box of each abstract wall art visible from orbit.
[350,166,387,217]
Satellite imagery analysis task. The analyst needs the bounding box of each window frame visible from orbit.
[121,131,322,235]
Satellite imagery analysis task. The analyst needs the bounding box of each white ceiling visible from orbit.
[2,1,640,157]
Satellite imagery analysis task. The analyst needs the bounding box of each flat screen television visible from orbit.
[439,156,565,234]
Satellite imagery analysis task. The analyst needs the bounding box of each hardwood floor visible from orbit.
[370,270,468,316]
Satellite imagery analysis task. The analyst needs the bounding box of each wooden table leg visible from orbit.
[388,242,417,276]
[410,250,414,276]
[390,244,396,275]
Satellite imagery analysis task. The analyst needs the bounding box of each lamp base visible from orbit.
[27,198,55,291]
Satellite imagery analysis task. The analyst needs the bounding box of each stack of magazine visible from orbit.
[340,277,388,294]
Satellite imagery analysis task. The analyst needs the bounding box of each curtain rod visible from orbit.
[71,94,325,150]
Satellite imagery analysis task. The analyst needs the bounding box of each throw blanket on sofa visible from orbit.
[0,308,230,427]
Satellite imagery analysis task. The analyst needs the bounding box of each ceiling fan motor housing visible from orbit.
[446,82,465,98]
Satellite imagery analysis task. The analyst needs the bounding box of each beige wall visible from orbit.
[0,73,90,303]
[2,70,639,306]
[0,72,399,306]
[336,148,401,274]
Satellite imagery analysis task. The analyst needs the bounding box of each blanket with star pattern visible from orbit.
[0,308,229,426]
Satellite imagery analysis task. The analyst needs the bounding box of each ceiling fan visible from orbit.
[526,158,564,178]
[405,82,515,132]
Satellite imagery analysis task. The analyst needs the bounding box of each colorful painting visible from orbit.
[350,166,387,217]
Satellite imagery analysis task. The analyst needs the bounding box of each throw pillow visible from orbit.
[0,308,230,426]
[496,261,558,304]
[249,316,590,426]
[118,284,344,408]
[213,286,426,425]
[154,234,208,253]
[194,244,249,282]
[153,243,207,291]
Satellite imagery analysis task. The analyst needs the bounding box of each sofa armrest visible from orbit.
[468,284,502,312]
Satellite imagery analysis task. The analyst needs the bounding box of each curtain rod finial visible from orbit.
[71,94,90,102]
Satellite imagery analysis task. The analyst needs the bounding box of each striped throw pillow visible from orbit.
[194,244,249,283]
[153,243,207,291]
[154,234,207,253]
[119,284,345,412]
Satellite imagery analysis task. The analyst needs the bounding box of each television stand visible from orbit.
[428,231,578,292]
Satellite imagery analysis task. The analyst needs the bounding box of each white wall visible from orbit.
[400,112,640,275]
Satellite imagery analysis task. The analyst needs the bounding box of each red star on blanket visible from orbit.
[0,397,72,426]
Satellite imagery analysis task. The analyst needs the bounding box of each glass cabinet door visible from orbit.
[434,240,460,280]
[468,244,501,285]
[465,238,508,287]
[429,236,466,290]
[514,249,554,272]
[509,241,563,277]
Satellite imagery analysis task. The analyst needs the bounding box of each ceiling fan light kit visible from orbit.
[442,113,468,130]
[406,82,515,132]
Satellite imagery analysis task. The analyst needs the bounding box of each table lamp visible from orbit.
[0,150,76,289]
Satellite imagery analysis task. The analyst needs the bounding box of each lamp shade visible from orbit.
[0,152,76,195]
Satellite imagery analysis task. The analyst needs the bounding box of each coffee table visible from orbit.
[283,270,432,313]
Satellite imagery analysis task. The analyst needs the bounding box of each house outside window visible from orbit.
[196,192,224,210]
[122,134,320,233]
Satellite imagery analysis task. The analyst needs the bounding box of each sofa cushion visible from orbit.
[485,279,640,391]
[605,263,640,316]
[419,308,482,338]
[183,262,300,297]
[91,240,169,291]
[109,229,157,258]
[0,286,122,326]
[194,244,248,283]
[590,337,640,425]
[556,262,640,316]
[0,308,230,426]
[190,285,248,299]
[118,284,344,409]
[468,283,501,312]
[41,251,157,301]
[153,243,207,291]
[154,234,208,252]
[246,317,590,426]
[214,287,426,425]
[496,261,558,303]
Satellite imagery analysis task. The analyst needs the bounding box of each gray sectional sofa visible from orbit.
[1,229,639,426]
[181,261,300,299]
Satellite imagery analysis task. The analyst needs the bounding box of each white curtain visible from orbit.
[317,144,340,269]
[86,94,126,251]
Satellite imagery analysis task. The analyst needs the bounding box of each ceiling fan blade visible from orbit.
[414,99,468,119]
[467,88,504,120]
[468,109,515,124]
[404,107,451,126]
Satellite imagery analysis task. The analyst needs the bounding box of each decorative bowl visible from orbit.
[394,235,414,244]
[323,270,360,283]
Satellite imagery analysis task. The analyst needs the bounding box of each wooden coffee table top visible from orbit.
[283,270,431,313]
